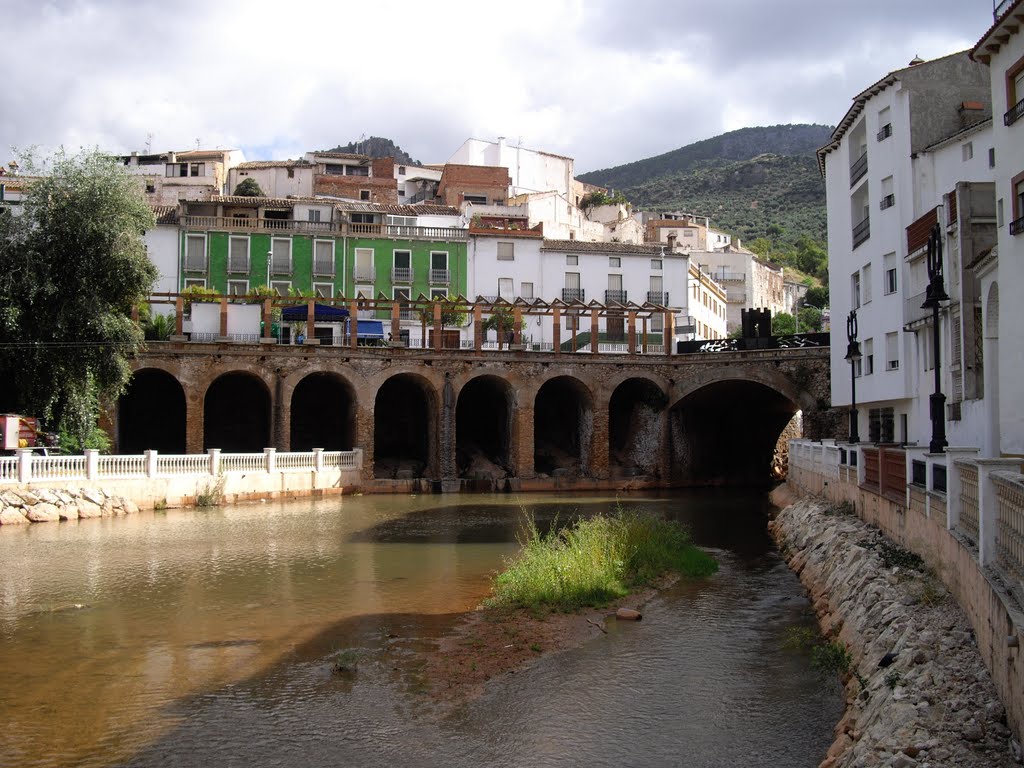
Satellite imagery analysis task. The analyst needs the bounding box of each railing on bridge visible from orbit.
[1,448,364,485]
[676,333,830,354]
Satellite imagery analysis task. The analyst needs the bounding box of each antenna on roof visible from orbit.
[195,138,201,149]
[145,133,153,154]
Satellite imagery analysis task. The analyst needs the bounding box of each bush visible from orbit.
[488,508,717,611]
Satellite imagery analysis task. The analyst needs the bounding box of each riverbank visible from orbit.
[770,489,1020,767]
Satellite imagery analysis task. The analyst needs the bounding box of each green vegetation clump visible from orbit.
[488,509,717,611]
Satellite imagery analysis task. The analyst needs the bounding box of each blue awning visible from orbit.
[353,319,385,339]
[281,304,350,322]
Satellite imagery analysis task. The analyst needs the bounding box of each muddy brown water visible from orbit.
[0,490,842,767]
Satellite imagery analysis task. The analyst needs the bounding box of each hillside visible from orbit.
[323,136,420,166]
[579,124,832,249]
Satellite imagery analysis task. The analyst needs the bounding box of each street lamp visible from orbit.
[921,223,950,454]
[845,310,862,443]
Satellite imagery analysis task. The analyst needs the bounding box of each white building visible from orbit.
[121,149,245,205]
[971,0,1024,456]
[448,137,579,200]
[688,246,786,334]
[818,49,994,448]
[227,160,314,198]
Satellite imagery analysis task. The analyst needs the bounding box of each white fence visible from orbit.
[1,448,363,485]
[789,438,1024,607]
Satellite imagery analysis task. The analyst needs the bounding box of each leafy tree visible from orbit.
[233,177,265,197]
[481,308,527,334]
[0,148,157,448]
[418,296,467,328]
[803,285,829,309]
[797,306,823,333]
[772,312,797,335]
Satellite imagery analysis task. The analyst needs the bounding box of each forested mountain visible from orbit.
[323,136,420,166]
[578,124,833,251]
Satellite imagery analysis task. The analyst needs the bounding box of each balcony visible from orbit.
[562,287,585,302]
[646,291,669,305]
[605,289,628,304]
[350,222,468,240]
[879,194,895,211]
[392,266,413,283]
[903,290,930,326]
[1004,98,1024,127]
[353,266,376,282]
[711,271,745,282]
[1011,215,1024,236]
[429,268,450,285]
[852,215,870,249]
[995,0,1012,19]
[226,257,250,274]
[726,291,747,303]
[849,152,868,187]
[312,259,335,278]
[876,123,892,142]
[269,259,292,276]
[181,215,339,234]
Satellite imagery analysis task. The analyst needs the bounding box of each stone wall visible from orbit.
[0,487,140,524]
[771,495,1019,767]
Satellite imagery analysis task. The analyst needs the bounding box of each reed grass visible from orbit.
[488,508,718,611]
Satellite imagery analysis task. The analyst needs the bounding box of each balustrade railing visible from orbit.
[1,449,362,485]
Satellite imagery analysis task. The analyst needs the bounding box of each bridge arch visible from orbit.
[204,371,272,452]
[373,372,438,479]
[609,376,668,478]
[533,375,594,476]
[455,374,516,479]
[117,368,187,454]
[669,368,810,486]
[290,371,357,451]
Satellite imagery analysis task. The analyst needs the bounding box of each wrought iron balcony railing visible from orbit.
[849,152,868,187]
[312,259,335,277]
[604,289,628,304]
[876,123,892,141]
[392,266,413,283]
[429,268,450,285]
[852,215,870,249]
[646,291,669,305]
[1010,215,1024,236]
[879,194,895,211]
[1006,97,1024,127]
[353,266,375,282]
[561,287,585,302]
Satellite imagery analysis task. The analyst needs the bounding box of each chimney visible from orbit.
[959,100,987,128]
[667,233,677,251]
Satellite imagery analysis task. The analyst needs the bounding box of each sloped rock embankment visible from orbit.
[770,494,1021,768]
[0,487,139,524]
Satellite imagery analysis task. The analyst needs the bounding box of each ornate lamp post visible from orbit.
[845,309,862,443]
[921,223,950,453]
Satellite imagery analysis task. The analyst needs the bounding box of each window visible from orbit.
[313,282,333,299]
[185,234,207,272]
[228,236,249,274]
[354,248,375,281]
[609,257,621,267]
[989,148,996,168]
[308,209,321,223]
[183,278,206,289]
[498,278,514,300]
[270,280,291,296]
[313,240,334,277]
[851,271,861,309]
[430,288,447,301]
[227,279,249,295]
[497,242,514,261]
[463,194,487,204]
[884,252,897,295]
[869,407,895,443]
[880,175,894,210]
[351,213,375,224]
[877,107,891,141]
[394,287,411,319]
[287,167,295,179]
[430,251,449,284]
[566,254,578,265]
[360,190,371,201]
[347,165,369,177]
[355,284,373,299]
[651,259,662,270]
[886,332,899,370]
[398,166,406,175]
[145,182,156,194]
[862,263,872,304]
[393,250,412,282]
[863,338,874,375]
[270,238,292,275]
[521,282,534,299]
[962,142,974,162]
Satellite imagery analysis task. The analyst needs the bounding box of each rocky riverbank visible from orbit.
[0,486,140,524]
[770,491,1021,767]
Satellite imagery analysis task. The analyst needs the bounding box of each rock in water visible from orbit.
[616,608,642,621]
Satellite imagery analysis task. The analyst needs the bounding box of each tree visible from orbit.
[0,148,157,449]
[233,177,265,197]
[771,312,797,335]
[797,306,823,333]
[803,285,829,309]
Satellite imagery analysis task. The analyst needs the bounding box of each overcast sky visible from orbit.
[0,0,990,174]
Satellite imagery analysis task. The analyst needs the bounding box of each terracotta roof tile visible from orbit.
[541,239,664,255]
[150,205,179,225]
[235,160,313,169]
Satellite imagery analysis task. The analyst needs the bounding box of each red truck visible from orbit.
[0,414,56,455]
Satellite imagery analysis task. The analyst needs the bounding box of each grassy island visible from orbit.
[488,510,718,611]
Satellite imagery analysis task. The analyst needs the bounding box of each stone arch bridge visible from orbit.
[116,343,834,491]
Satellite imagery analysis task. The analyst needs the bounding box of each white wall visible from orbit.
[144,226,180,305]
[229,167,313,198]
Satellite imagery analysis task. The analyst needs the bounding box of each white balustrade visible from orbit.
[97,454,147,478]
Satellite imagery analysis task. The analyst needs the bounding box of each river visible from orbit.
[0,490,842,767]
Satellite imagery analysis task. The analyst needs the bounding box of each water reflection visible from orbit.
[0,491,840,767]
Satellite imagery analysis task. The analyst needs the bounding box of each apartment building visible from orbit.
[688,246,785,334]
[971,0,1024,455]
[818,49,993,447]
[227,160,315,198]
[120,149,245,205]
